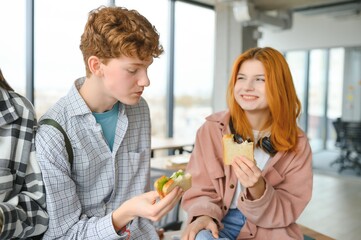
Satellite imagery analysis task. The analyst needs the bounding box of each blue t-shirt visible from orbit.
[92,102,119,151]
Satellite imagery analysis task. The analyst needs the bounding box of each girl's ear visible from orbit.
[88,56,103,77]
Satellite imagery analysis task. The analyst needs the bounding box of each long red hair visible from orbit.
[227,47,301,152]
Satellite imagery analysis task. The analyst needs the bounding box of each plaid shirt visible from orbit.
[0,87,48,239]
[36,78,157,239]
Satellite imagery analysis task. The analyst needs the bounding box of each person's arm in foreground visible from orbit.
[0,140,48,239]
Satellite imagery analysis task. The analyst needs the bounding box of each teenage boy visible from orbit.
[36,6,183,239]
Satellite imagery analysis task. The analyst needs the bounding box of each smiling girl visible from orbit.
[181,47,313,240]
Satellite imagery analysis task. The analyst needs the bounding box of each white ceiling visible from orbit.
[191,0,361,13]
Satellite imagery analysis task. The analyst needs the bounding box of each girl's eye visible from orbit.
[256,78,265,81]
[128,69,137,74]
[237,76,245,81]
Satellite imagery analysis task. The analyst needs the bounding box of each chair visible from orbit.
[331,120,361,175]
[332,118,343,148]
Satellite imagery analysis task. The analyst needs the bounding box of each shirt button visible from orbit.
[230,184,235,189]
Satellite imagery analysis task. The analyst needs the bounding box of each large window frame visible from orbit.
[16,0,214,140]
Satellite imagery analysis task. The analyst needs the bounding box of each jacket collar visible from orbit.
[206,110,231,135]
[207,109,287,173]
[0,87,19,126]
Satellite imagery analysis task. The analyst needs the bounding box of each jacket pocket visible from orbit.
[128,149,149,176]
[206,158,226,199]
[0,168,16,201]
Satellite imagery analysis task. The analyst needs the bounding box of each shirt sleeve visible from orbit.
[0,146,49,239]
[35,125,122,240]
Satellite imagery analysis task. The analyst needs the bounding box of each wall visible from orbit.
[212,4,258,112]
[342,47,361,121]
[258,12,361,51]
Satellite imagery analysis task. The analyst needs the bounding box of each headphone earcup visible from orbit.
[230,118,277,156]
[259,137,277,156]
[233,133,244,144]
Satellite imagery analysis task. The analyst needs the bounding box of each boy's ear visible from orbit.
[88,56,103,76]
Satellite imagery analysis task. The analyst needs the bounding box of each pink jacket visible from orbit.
[181,111,313,240]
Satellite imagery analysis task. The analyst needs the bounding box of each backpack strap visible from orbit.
[38,119,73,168]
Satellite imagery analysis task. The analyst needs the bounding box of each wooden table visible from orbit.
[151,154,190,171]
[299,224,335,240]
[151,137,194,157]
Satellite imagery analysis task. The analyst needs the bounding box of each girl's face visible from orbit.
[100,56,153,106]
[234,59,269,114]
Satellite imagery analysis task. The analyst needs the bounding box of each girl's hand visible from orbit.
[231,156,265,200]
[181,215,219,240]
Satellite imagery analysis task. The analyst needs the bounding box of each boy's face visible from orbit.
[100,56,153,105]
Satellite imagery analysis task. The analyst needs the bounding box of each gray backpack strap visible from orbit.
[38,119,73,168]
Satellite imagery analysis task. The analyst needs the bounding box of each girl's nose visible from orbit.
[244,79,254,90]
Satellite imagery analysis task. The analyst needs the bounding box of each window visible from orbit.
[308,49,328,151]
[173,1,215,139]
[117,0,168,137]
[286,51,308,131]
[287,48,345,152]
[327,48,344,149]
[118,0,215,140]
[34,0,108,117]
[0,0,26,95]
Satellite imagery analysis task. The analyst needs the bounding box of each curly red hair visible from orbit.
[80,6,164,77]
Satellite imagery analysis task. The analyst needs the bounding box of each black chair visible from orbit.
[331,120,361,175]
[332,118,343,148]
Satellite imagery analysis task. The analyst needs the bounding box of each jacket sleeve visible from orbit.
[238,134,313,228]
[181,123,225,225]
[0,141,49,239]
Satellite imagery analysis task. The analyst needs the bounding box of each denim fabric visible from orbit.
[195,209,246,240]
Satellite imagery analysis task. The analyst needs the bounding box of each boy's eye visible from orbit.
[128,69,137,74]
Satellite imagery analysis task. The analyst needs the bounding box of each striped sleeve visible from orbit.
[0,90,49,239]
[0,151,49,238]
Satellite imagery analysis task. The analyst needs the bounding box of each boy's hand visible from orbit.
[112,187,183,232]
[137,187,184,221]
